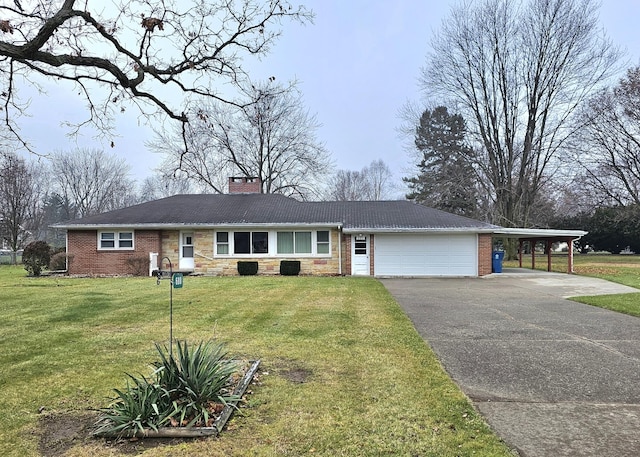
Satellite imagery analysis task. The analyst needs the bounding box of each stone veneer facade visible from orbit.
[160,229,343,276]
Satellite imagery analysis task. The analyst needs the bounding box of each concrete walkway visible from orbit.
[381,272,640,457]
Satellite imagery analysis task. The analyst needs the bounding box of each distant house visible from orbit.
[54,177,586,277]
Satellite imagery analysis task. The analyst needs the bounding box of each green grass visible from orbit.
[0,254,21,265]
[504,254,640,317]
[0,266,514,457]
[571,293,640,317]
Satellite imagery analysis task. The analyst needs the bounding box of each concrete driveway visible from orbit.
[381,272,640,457]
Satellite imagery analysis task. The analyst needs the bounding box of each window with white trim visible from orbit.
[216,232,229,254]
[277,231,312,254]
[214,229,331,256]
[119,232,133,248]
[99,231,134,250]
[233,231,268,254]
[316,230,330,254]
[215,231,269,255]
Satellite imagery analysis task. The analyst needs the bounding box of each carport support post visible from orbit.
[518,240,523,268]
[547,240,552,272]
[531,240,536,269]
[567,237,574,274]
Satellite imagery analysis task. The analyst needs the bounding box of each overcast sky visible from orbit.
[17,0,640,189]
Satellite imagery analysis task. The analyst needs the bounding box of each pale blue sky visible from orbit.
[18,0,640,186]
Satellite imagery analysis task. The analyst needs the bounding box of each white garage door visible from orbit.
[374,234,477,276]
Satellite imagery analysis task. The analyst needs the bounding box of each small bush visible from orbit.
[237,261,258,276]
[49,250,70,271]
[22,241,51,276]
[280,260,301,276]
[126,255,149,276]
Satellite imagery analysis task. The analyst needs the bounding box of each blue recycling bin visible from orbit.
[492,251,505,273]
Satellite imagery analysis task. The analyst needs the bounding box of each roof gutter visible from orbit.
[341,227,498,234]
[53,222,344,230]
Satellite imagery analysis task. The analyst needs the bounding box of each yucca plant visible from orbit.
[153,340,241,427]
[94,340,241,436]
[94,373,171,436]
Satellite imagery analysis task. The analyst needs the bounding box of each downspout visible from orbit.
[338,225,342,275]
[65,231,69,272]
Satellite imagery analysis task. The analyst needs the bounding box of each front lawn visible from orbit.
[571,292,640,317]
[0,266,514,457]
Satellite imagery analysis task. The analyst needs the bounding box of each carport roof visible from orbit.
[493,228,588,274]
[493,228,587,239]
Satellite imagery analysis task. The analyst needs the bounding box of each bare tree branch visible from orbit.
[0,0,312,150]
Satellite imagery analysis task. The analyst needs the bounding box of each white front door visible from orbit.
[179,232,195,270]
[352,235,370,275]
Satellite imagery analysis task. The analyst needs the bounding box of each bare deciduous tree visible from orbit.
[153,81,332,199]
[421,0,620,227]
[0,1,312,150]
[572,66,640,206]
[50,148,136,218]
[328,169,368,201]
[138,171,196,202]
[366,159,395,201]
[328,159,395,201]
[0,152,40,263]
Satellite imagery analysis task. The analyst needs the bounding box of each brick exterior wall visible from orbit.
[228,177,261,193]
[67,230,161,275]
[342,234,351,275]
[477,233,493,276]
[369,234,375,275]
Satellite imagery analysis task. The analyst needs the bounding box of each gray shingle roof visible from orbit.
[55,194,498,231]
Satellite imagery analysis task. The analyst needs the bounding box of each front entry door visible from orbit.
[352,235,370,275]
[179,232,195,270]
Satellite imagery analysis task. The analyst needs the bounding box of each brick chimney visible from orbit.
[228,177,262,194]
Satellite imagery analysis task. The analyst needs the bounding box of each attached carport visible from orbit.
[493,228,587,274]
